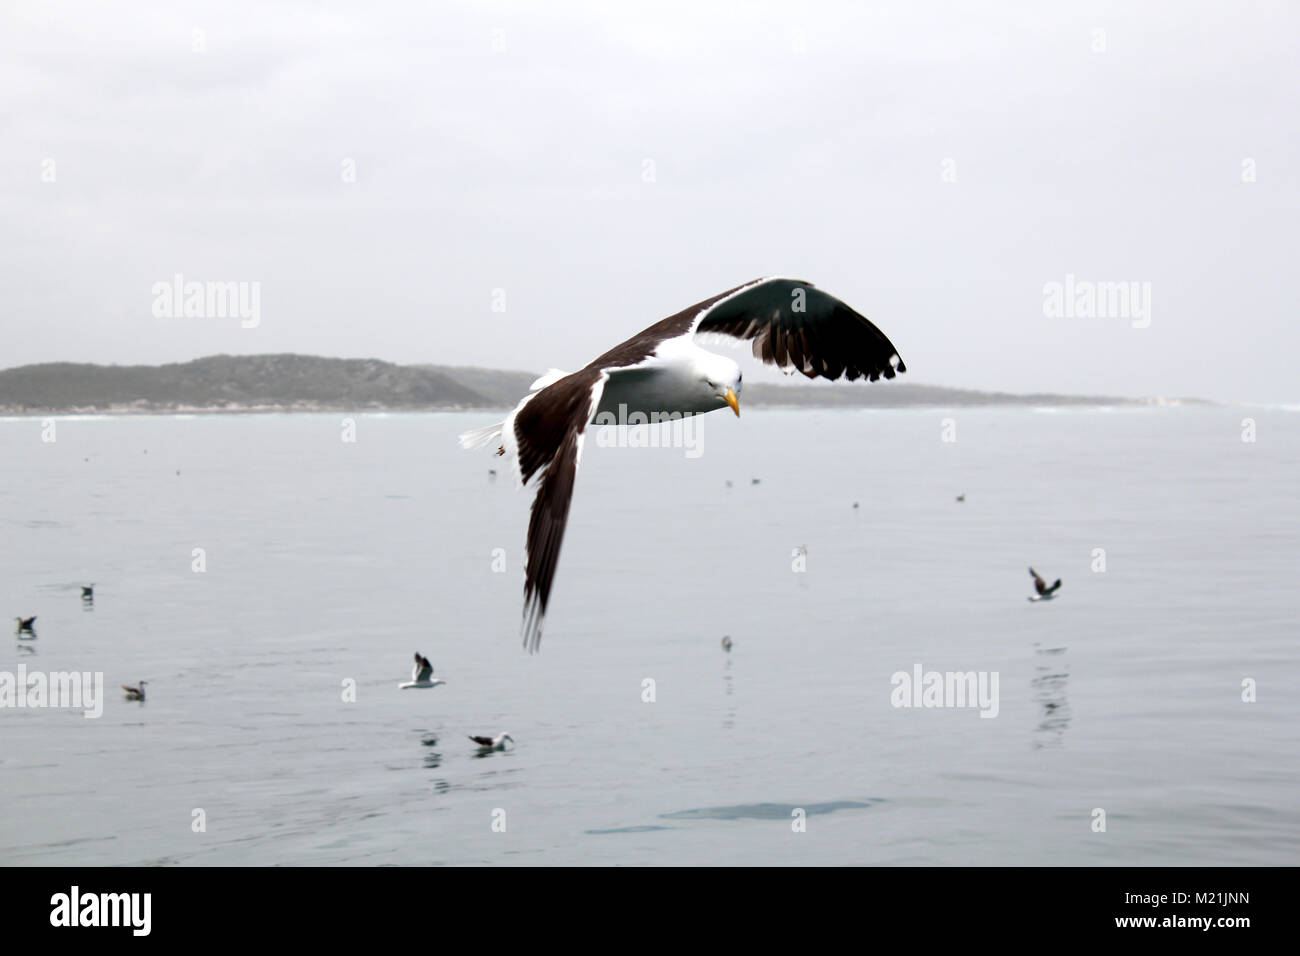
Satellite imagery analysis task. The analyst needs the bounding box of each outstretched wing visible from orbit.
[584,277,905,382]
[413,653,433,683]
[1047,579,1062,595]
[512,368,608,652]
[694,278,905,381]
[1029,567,1046,594]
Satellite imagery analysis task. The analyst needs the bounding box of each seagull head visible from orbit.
[700,354,742,417]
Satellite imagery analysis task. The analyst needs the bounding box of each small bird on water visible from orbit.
[469,732,514,751]
[399,652,446,689]
[1028,567,1062,601]
[14,616,36,633]
[721,635,733,652]
[81,585,94,601]
[122,681,147,701]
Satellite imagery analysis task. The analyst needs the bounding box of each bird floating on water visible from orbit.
[469,732,514,751]
[122,681,147,701]
[1028,568,1062,601]
[399,652,446,689]
[14,616,36,632]
[81,585,94,600]
[956,494,965,502]
[459,277,905,651]
[721,635,733,652]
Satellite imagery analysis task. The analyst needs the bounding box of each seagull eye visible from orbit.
[707,380,717,389]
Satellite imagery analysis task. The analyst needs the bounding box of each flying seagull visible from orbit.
[122,681,147,701]
[14,616,36,632]
[1029,568,1062,601]
[460,277,906,651]
[468,732,514,751]
[399,652,446,689]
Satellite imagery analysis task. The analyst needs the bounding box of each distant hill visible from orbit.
[0,354,1187,414]
[0,355,487,413]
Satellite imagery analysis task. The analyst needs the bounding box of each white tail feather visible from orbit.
[458,421,504,450]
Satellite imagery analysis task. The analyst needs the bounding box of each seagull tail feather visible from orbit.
[458,421,505,450]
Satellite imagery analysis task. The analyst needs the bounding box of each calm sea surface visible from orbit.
[1,407,1297,866]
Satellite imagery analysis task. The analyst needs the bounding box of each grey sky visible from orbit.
[2,0,1296,403]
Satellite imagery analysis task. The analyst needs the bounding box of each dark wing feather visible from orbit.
[414,653,433,681]
[513,369,606,652]
[1030,567,1049,595]
[581,277,903,383]
[689,278,906,382]
[469,735,494,747]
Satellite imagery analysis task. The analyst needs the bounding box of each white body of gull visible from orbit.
[469,733,514,751]
[460,277,906,651]
[399,652,446,689]
[1028,567,1062,602]
[122,681,147,701]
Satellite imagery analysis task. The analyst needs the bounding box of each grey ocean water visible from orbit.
[1,407,1297,866]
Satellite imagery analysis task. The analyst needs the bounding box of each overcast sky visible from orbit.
[2,0,1296,403]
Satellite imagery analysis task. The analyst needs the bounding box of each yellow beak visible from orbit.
[721,388,740,417]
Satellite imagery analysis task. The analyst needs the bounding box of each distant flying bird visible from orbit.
[122,681,147,701]
[460,278,906,651]
[469,732,514,751]
[399,652,446,689]
[721,635,733,652]
[14,616,36,632]
[1029,568,1062,601]
[81,585,94,600]
[956,494,965,502]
